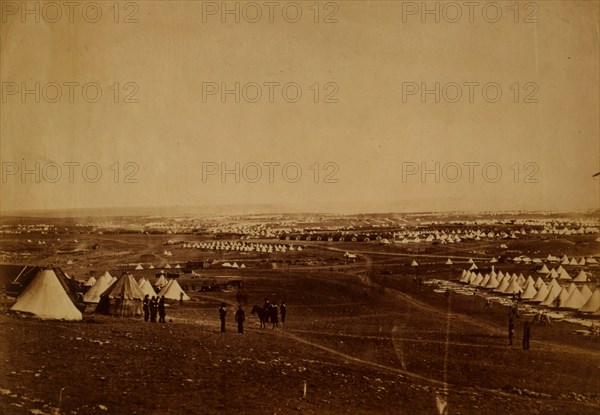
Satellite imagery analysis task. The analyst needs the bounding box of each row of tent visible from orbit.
[459,269,600,314]
[10,269,191,321]
[83,272,189,304]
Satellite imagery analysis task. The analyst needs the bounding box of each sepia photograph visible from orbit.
[1,1,599,414]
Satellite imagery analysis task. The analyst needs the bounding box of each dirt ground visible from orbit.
[1,267,599,415]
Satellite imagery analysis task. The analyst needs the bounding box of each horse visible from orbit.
[251,305,269,328]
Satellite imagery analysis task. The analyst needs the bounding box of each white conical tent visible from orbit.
[541,284,562,306]
[479,274,490,287]
[139,279,156,298]
[83,272,114,303]
[559,269,572,281]
[445,259,453,265]
[154,275,168,288]
[579,289,600,313]
[539,264,550,273]
[157,279,190,301]
[558,287,571,304]
[534,276,545,289]
[521,282,537,300]
[471,273,483,286]
[494,277,510,293]
[562,287,585,310]
[503,279,523,295]
[460,271,471,283]
[411,260,419,266]
[573,270,588,283]
[530,283,549,303]
[580,285,593,302]
[10,269,82,321]
[484,274,499,289]
[84,276,97,287]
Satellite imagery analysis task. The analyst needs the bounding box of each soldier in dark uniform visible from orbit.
[158,296,166,323]
[150,296,158,323]
[270,303,279,329]
[263,299,271,323]
[143,294,150,322]
[522,321,531,350]
[219,302,227,332]
[280,302,287,324]
[235,305,245,334]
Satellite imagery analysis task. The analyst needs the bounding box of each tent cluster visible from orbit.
[57,272,191,318]
[221,262,246,268]
[193,241,301,253]
[459,268,600,315]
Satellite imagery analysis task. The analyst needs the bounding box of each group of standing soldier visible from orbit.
[143,294,166,323]
[218,299,287,333]
[263,299,286,328]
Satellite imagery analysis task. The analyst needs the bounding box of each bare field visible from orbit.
[1,231,599,414]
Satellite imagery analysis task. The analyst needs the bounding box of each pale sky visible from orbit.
[1,1,599,214]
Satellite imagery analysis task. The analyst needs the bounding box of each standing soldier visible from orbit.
[270,303,279,329]
[522,321,531,350]
[150,296,158,323]
[158,296,166,323]
[143,294,150,322]
[280,301,287,325]
[235,305,245,334]
[219,302,227,332]
[263,298,271,323]
[508,318,514,346]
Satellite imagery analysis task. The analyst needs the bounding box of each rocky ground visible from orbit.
[1,270,599,415]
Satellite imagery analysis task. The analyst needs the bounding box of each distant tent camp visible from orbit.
[10,268,82,321]
[157,279,190,301]
[83,271,114,303]
[96,273,144,317]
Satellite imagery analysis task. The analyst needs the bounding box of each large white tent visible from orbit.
[10,269,82,321]
[156,279,190,301]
